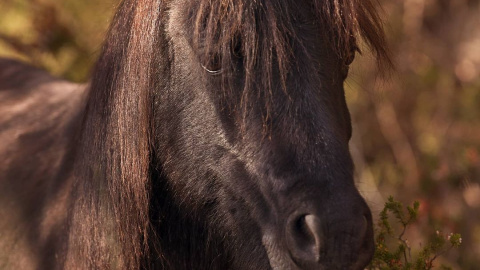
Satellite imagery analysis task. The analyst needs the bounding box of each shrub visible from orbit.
[367,197,462,270]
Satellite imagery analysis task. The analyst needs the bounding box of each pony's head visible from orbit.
[73,0,389,269]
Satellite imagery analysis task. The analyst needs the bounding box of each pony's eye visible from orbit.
[344,47,357,66]
[341,45,357,78]
[232,36,243,59]
[201,38,242,75]
[202,54,223,75]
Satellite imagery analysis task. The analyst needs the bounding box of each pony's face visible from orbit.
[154,1,374,269]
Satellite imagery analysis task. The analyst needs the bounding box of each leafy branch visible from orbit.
[367,197,462,270]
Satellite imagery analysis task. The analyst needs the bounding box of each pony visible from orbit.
[0,0,389,269]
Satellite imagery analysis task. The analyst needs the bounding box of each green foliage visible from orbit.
[368,197,462,270]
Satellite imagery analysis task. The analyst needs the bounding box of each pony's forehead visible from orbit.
[181,0,389,62]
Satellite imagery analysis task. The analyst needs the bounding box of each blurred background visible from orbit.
[0,0,478,269]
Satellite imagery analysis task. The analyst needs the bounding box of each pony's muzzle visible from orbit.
[285,199,374,269]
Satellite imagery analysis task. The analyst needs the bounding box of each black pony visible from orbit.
[0,0,389,269]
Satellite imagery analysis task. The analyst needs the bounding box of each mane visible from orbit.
[70,0,164,268]
[69,0,389,269]
[193,0,390,122]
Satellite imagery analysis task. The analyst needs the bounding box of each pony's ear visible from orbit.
[69,0,164,268]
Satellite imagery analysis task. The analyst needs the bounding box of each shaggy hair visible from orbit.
[193,0,389,120]
[69,0,389,269]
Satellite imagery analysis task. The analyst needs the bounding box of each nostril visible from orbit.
[303,215,323,261]
[362,212,375,249]
[359,215,368,244]
[355,213,375,269]
[287,214,323,263]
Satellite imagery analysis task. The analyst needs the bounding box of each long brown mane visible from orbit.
[69,0,389,269]
[69,0,162,268]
